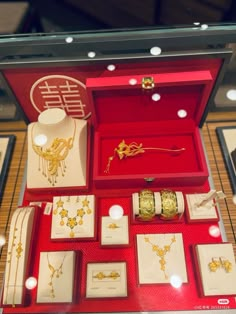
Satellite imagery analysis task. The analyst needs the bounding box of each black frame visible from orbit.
[216,126,236,194]
[0,135,15,201]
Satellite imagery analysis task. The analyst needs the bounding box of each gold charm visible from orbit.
[53,196,92,238]
[31,120,76,186]
[144,235,176,279]
[104,139,186,173]
[142,77,155,90]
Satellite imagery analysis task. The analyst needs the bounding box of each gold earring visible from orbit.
[208,258,221,272]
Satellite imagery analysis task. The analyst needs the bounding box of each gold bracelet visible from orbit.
[138,189,155,221]
[160,189,178,219]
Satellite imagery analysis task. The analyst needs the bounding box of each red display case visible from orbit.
[0,27,235,313]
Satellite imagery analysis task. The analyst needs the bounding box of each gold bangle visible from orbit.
[160,189,178,219]
[138,189,155,221]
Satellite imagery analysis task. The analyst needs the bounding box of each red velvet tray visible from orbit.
[3,183,236,313]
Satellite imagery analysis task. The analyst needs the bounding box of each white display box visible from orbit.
[86,262,127,298]
[136,233,188,284]
[186,193,219,222]
[101,215,129,246]
[36,251,76,303]
[51,195,95,240]
[194,243,236,296]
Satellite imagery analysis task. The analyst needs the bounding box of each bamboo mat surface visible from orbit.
[0,114,236,296]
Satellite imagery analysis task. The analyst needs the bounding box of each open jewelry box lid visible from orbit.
[0,29,232,191]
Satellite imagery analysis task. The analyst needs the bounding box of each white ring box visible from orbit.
[86,262,127,298]
[194,243,236,296]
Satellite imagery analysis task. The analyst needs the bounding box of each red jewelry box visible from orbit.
[0,28,235,313]
[87,59,226,189]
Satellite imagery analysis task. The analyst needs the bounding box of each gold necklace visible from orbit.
[53,196,92,238]
[144,235,176,279]
[31,119,76,186]
[105,139,186,173]
[47,253,66,298]
[4,208,24,305]
[12,208,30,307]
[4,208,30,306]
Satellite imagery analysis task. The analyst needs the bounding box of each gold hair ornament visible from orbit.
[104,139,185,173]
[31,120,76,186]
[144,235,176,279]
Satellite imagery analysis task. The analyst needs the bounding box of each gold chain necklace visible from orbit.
[144,235,176,279]
[47,253,66,298]
[4,208,24,305]
[53,196,92,238]
[31,119,76,186]
[4,208,30,306]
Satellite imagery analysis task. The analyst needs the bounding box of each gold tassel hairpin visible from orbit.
[104,139,186,173]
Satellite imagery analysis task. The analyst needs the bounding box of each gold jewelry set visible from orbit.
[4,207,31,307]
[31,120,76,186]
[93,271,120,281]
[208,257,232,273]
[144,235,176,279]
[53,196,92,238]
[47,253,66,298]
[138,189,178,221]
[27,123,234,297]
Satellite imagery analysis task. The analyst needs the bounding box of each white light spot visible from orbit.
[34,134,47,146]
[201,24,208,30]
[232,195,236,204]
[25,277,37,290]
[177,109,187,118]
[209,225,221,238]
[150,47,162,56]
[129,78,137,86]
[65,37,73,43]
[0,234,6,247]
[152,93,161,101]
[109,205,124,220]
[193,22,200,25]
[88,51,96,58]
[170,275,183,288]
[226,89,236,101]
[107,64,116,71]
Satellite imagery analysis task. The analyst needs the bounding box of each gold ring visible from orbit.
[138,189,155,221]
[160,189,178,219]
